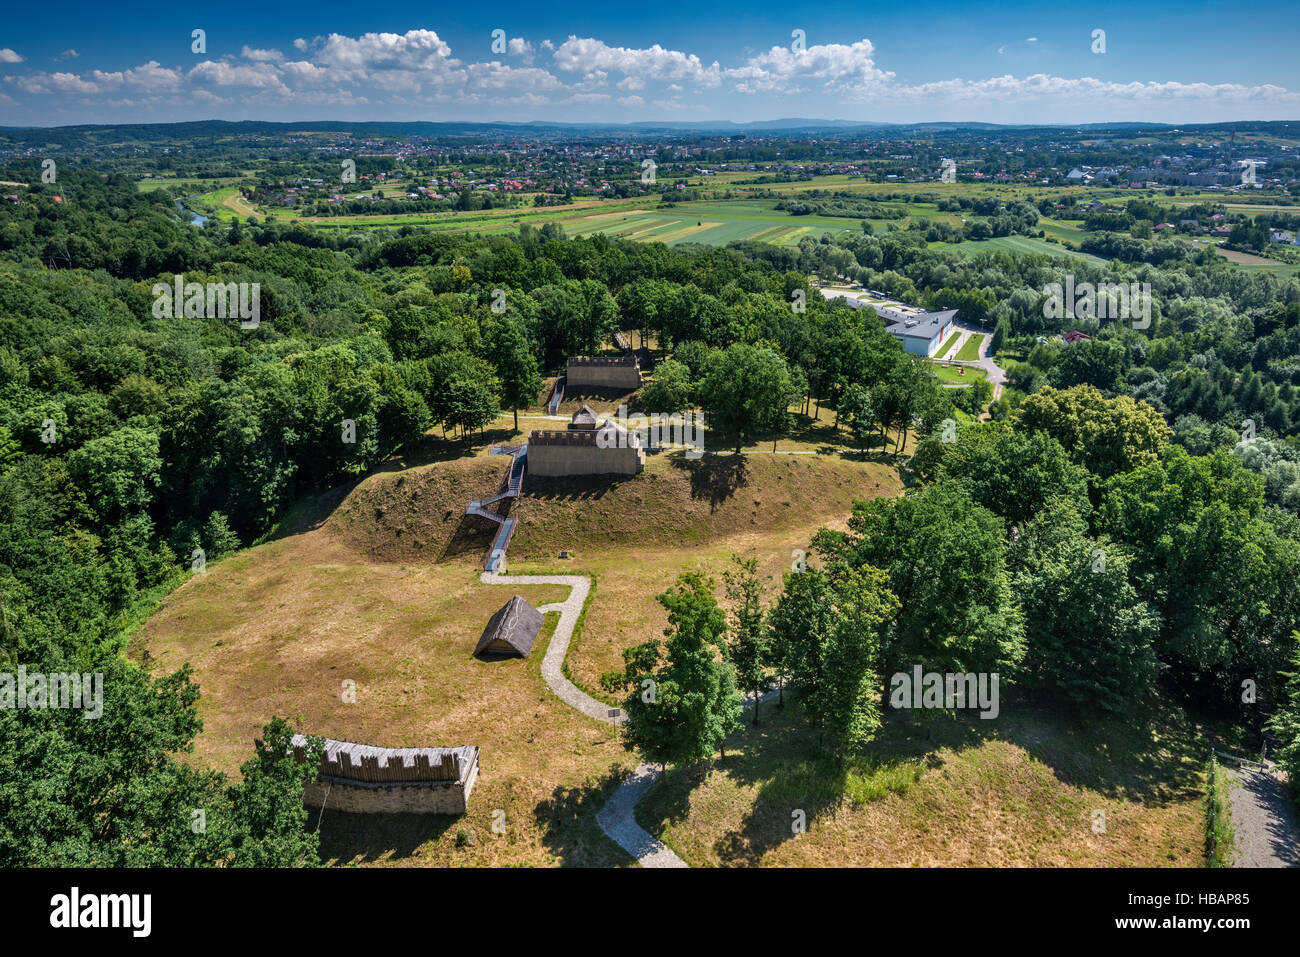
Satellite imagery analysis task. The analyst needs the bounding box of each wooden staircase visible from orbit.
[466,444,527,571]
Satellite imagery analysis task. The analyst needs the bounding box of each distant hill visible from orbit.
[2,117,1297,151]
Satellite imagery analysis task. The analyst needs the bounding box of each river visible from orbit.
[175,199,208,227]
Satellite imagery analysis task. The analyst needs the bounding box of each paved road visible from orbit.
[936,324,1006,401]
[480,570,688,868]
[1226,764,1300,868]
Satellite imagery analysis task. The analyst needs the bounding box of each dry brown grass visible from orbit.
[637,690,1208,868]
[133,433,1210,868]
[511,452,897,558]
[134,443,897,866]
[136,521,640,865]
[326,455,510,563]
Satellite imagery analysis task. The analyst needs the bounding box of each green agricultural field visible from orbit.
[137,176,245,193]
[934,235,1109,266]
[191,185,262,222]
[1037,217,1088,243]
[565,198,864,247]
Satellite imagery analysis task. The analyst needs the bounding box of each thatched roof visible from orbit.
[474,595,544,657]
[569,404,600,429]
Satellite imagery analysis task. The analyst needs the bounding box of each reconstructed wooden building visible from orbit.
[527,406,645,477]
[565,355,643,391]
[474,595,544,657]
[291,734,480,815]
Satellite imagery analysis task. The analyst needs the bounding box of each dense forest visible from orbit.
[2,168,1299,865]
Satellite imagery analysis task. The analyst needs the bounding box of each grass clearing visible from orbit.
[637,689,1210,867]
[956,334,986,361]
[929,362,987,384]
[133,430,902,866]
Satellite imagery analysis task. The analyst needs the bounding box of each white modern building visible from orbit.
[821,289,958,357]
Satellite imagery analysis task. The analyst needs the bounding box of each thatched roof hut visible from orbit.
[474,595,544,657]
[569,404,600,429]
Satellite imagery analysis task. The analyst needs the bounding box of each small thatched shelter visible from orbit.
[474,595,544,658]
[569,404,600,429]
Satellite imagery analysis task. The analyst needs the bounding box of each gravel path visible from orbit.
[1226,765,1300,868]
[480,570,687,867]
[595,762,687,868]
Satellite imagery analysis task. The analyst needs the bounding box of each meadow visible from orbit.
[130,378,1221,868]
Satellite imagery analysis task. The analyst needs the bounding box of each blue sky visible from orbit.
[0,1,1296,126]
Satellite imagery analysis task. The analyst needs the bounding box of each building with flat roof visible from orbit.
[820,288,957,357]
[882,308,957,356]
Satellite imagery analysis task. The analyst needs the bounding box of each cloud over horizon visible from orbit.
[0,27,1296,125]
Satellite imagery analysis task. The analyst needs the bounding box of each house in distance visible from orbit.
[819,288,957,357]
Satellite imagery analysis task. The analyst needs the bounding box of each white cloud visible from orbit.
[0,49,24,64]
[92,61,184,93]
[56,49,79,61]
[3,28,1295,123]
[15,71,99,94]
[553,37,722,86]
[884,73,1300,106]
[317,29,454,70]
[464,62,565,94]
[188,60,289,95]
[280,60,337,86]
[242,46,284,62]
[726,38,893,94]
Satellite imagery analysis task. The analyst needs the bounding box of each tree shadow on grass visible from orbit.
[994,689,1210,808]
[316,809,457,866]
[556,387,639,413]
[637,685,1213,866]
[532,762,639,867]
[837,443,904,466]
[695,699,973,866]
[671,454,749,509]
[399,426,521,467]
